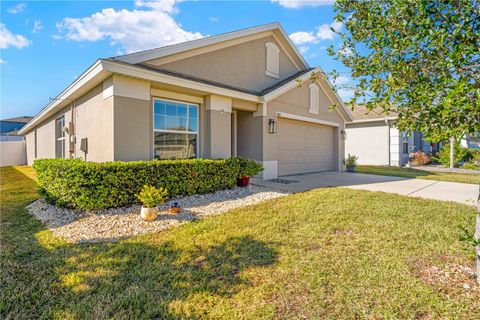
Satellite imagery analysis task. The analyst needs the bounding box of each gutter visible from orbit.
[18,60,105,135]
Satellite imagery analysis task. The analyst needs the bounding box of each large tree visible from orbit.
[328,0,480,142]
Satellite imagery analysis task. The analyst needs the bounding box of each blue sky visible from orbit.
[0,0,352,119]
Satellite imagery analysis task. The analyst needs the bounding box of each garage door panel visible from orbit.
[277,118,336,176]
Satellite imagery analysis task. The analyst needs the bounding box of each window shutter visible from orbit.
[309,83,320,114]
[265,42,280,78]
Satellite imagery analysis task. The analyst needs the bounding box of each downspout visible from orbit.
[70,99,76,158]
[385,119,391,166]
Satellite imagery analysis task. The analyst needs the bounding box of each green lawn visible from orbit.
[357,165,480,184]
[1,166,479,319]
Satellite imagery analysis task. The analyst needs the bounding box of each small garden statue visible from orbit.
[137,185,168,221]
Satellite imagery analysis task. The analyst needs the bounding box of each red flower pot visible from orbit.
[236,176,250,187]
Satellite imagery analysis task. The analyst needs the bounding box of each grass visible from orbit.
[357,165,480,184]
[1,165,479,319]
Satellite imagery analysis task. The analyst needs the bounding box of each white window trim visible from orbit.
[265,42,280,79]
[309,83,320,114]
[152,98,200,160]
[276,112,340,127]
[55,115,66,158]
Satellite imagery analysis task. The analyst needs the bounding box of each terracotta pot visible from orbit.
[168,207,181,214]
[140,206,157,221]
[237,176,250,187]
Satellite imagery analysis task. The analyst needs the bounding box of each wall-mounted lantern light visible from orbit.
[268,119,277,134]
[340,129,347,140]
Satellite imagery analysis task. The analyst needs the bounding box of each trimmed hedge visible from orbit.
[33,158,261,210]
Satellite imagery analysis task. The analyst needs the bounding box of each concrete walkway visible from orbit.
[252,172,479,206]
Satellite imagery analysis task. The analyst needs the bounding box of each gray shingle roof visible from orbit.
[350,105,397,121]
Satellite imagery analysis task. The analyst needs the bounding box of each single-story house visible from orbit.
[345,106,441,166]
[1,116,33,136]
[19,22,353,179]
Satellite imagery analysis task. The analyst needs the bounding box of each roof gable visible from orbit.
[112,23,309,69]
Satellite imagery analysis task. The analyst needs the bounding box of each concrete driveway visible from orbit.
[252,172,479,206]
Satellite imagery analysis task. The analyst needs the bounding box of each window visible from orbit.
[55,116,65,158]
[265,42,280,78]
[153,99,198,159]
[309,83,320,114]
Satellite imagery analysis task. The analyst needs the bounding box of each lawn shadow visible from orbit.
[50,235,277,318]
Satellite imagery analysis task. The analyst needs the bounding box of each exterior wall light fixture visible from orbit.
[268,119,277,134]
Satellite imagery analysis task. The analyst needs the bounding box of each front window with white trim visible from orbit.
[265,42,280,78]
[153,99,198,159]
[55,116,65,158]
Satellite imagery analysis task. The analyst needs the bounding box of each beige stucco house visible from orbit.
[19,23,353,179]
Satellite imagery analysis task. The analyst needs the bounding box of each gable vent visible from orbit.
[265,42,280,79]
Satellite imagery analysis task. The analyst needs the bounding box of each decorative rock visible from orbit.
[26,185,288,243]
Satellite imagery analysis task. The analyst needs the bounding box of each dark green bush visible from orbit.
[33,158,260,210]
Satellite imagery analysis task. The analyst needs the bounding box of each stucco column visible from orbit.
[204,95,232,159]
[254,102,278,180]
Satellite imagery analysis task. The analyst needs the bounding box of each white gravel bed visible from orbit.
[26,185,288,243]
[413,165,480,174]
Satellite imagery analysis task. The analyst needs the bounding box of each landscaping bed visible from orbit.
[26,185,287,243]
[2,166,479,319]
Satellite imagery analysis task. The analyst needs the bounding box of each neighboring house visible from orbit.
[0,116,33,140]
[18,23,353,179]
[0,116,31,165]
[345,106,441,166]
[461,133,480,149]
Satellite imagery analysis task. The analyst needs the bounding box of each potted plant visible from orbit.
[237,158,263,187]
[343,154,359,172]
[136,185,168,221]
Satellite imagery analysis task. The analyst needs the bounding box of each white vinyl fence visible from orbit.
[0,140,27,166]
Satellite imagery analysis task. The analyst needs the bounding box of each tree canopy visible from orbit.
[328,0,480,141]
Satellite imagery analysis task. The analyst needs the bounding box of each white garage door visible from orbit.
[277,118,336,176]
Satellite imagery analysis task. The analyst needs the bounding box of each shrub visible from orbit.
[343,154,358,167]
[236,158,263,178]
[461,160,480,171]
[409,151,430,166]
[435,143,469,167]
[137,185,168,208]
[33,158,260,210]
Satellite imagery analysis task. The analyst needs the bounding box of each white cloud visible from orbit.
[338,46,353,57]
[337,88,355,101]
[0,58,6,64]
[333,75,350,86]
[209,17,219,22]
[298,45,309,54]
[8,3,26,14]
[289,21,342,57]
[32,20,43,33]
[56,0,203,53]
[0,24,31,49]
[289,31,317,45]
[271,0,334,8]
[316,21,342,40]
[134,0,181,14]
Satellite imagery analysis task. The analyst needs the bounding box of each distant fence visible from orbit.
[0,140,26,166]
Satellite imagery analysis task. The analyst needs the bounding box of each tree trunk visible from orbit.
[449,137,455,169]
